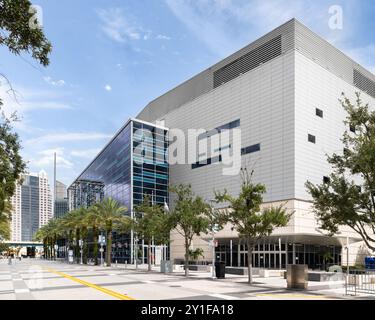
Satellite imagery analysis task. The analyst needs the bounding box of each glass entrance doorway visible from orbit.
[216,239,342,270]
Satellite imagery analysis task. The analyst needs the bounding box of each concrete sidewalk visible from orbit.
[0,259,373,300]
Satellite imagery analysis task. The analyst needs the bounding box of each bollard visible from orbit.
[116,260,118,268]
[125,260,127,269]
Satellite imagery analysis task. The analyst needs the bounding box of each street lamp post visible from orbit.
[99,234,105,266]
[346,236,349,277]
[54,244,58,261]
[79,240,83,265]
[208,199,218,279]
[278,238,282,270]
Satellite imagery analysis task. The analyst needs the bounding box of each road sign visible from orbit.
[98,235,106,244]
[209,240,219,247]
[79,239,83,247]
[99,248,104,253]
[68,250,73,263]
[54,245,58,250]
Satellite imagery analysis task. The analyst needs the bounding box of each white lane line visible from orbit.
[14,289,30,293]
[142,280,155,284]
[210,293,240,300]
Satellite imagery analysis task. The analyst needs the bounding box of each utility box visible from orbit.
[160,260,173,273]
[287,264,308,290]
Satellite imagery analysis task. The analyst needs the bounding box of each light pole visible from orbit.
[208,199,218,278]
[54,244,59,261]
[99,234,105,266]
[346,236,349,277]
[278,238,282,270]
[79,239,83,265]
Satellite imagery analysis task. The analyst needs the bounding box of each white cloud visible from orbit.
[43,76,66,87]
[164,0,363,58]
[22,101,73,111]
[33,156,73,169]
[25,132,112,146]
[156,34,171,40]
[0,83,73,118]
[343,44,375,75]
[104,84,112,91]
[97,8,150,43]
[70,148,102,159]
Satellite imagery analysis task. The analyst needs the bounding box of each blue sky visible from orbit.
[1,0,375,188]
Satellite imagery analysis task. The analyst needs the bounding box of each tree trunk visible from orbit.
[82,228,88,264]
[43,239,47,259]
[147,238,152,271]
[48,238,52,260]
[106,228,112,267]
[75,229,80,263]
[184,238,189,277]
[53,235,57,260]
[93,227,99,265]
[246,238,253,285]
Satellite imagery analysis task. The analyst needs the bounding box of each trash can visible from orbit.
[215,261,226,279]
[286,264,308,290]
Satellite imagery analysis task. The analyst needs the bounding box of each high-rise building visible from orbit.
[54,180,69,219]
[71,19,375,268]
[10,170,53,242]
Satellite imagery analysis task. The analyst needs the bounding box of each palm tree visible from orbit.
[35,225,48,259]
[73,207,90,264]
[94,198,127,266]
[84,205,102,265]
[60,210,81,261]
[47,219,62,260]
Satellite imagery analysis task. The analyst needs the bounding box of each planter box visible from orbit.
[225,267,248,275]
[173,265,184,272]
[259,269,269,277]
[287,265,308,290]
[308,272,345,282]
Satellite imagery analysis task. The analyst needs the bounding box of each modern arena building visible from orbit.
[69,19,375,269]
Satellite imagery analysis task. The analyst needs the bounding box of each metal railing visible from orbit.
[346,268,375,296]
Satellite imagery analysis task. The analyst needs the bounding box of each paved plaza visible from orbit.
[0,258,373,300]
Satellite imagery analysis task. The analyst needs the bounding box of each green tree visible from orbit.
[0,112,26,220]
[188,248,204,262]
[0,0,52,67]
[169,184,212,277]
[215,168,291,284]
[306,93,375,251]
[84,205,102,265]
[60,210,81,260]
[133,196,172,271]
[1,0,52,237]
[34,219,62,260]
[94,198,127,267]
[0,198,12,239]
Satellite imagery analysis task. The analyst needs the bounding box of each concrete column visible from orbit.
[292,243,296,265]
[230,240,233,267]
[130,229,134,264]
[142,239,145,264]
[238,244,241,267]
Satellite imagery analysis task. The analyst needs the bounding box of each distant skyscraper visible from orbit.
[54,180,69,219]
[10,170,53,242]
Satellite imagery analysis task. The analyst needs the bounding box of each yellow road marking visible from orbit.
[256,293,332,300]
[44,267,135,300]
